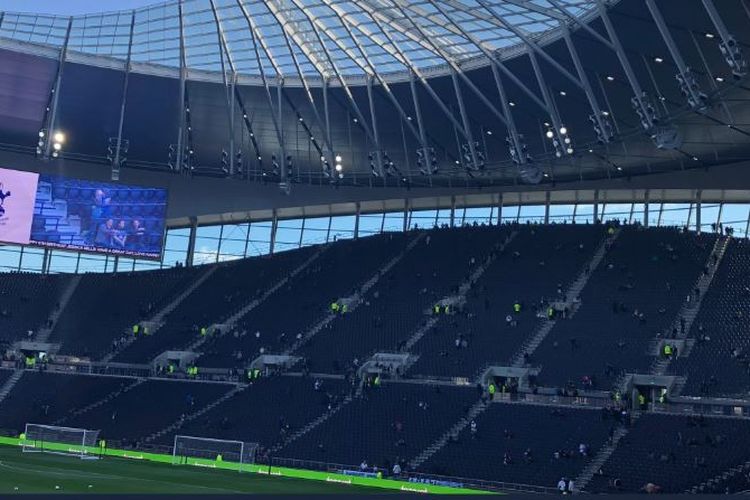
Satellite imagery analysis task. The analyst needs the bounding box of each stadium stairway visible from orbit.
[575,421,632,492]
[509,227,621,368]
[270,394,354,454]
[649,235,730,377]
[407,398,489,471]
[402,231,519,355]
[35,274,82,343]
[100,265,218,363]
[185,245,328,353]
[284,232,427,356]
[143,383,244,444]
[52,376,146,426]
[0,370,25,406]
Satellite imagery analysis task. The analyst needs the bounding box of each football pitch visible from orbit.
[0,446,386,495]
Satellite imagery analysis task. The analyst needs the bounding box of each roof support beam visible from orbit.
[490,63,526,165]
[322,77,336,168]
[43,17,73,160]
[450,0,583,89]
[235,0,285,171]
[234,0,283,77]
[256,0,334,161]
[528,50,568,155]
[502,0,566,21]
[365,76,385,178]
[409,71,433,182]
[112,11,136,179]
[361,0,466,60]
[547,0,615,50]
[284,0,378,148]
[559,22,610,143]
[209,0,237,174]
[645,0,706,108]
[277,78,286,183]
[318,0,422,145]
[381,0,480,170]
[423,0,526,166]
[265,0,330,77]
[175,0,187,172]
[361,2,473,162]
[595,0,654,128]
[701,0,734,44]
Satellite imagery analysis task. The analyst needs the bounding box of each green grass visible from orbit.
[0,446,385,495]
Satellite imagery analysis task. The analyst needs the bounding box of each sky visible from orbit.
[1,0,158,15]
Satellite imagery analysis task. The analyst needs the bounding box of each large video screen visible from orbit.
[0,166,168,260]
[31,175,168,260]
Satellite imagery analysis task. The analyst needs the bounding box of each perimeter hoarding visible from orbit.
[0,167,168,260]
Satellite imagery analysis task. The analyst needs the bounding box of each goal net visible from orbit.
[22,423,101,460]
[172,435,257,471]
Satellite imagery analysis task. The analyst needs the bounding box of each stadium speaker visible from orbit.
[518,164,543,185]
[652,126,683,150]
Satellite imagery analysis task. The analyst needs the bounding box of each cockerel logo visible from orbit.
[0,182,11,216]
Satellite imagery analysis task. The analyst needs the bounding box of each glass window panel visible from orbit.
[275,218,303,253]
[631,204,645,224]
[602,203,632,223]
[699,203,721,232]
[660,203,691,228]
[574,204,595,223]
[134,260,162,271]
[117,258,136,272]
[518,205,545,223]
[721,204,750,236]
[301,216,331,246]
[329,215,355,241]
[247,222,272,257]
[500,205,521,223]
[435,209,452,227]
[409,210,436,230]
[464,207,492,225]
[548,204,576,223]
[218,223,249,261]
[48,250,79,274]
[0,246,21,272]
[194,225,222,265]
[77,253,107,273]
[382,211,404,233]
[163,228,190,267]
[20,247,45,272]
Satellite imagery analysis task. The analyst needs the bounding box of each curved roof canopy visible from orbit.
[0,0,599,81]
[0,0,749,192]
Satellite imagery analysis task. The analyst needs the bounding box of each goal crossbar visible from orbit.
[172,435,257,471]
[22,423,101,460]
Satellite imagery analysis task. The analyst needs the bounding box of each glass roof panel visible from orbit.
[0,0,601,81]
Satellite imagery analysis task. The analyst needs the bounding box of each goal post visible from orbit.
[172,435,257,471]
[22,423,101,460]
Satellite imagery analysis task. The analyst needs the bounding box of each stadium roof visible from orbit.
[0,0,749,193]
[0,0,601,81]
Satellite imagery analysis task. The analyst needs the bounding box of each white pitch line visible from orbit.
[0,460,246,493]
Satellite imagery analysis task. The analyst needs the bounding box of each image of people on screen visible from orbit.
[30,176,167,258]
